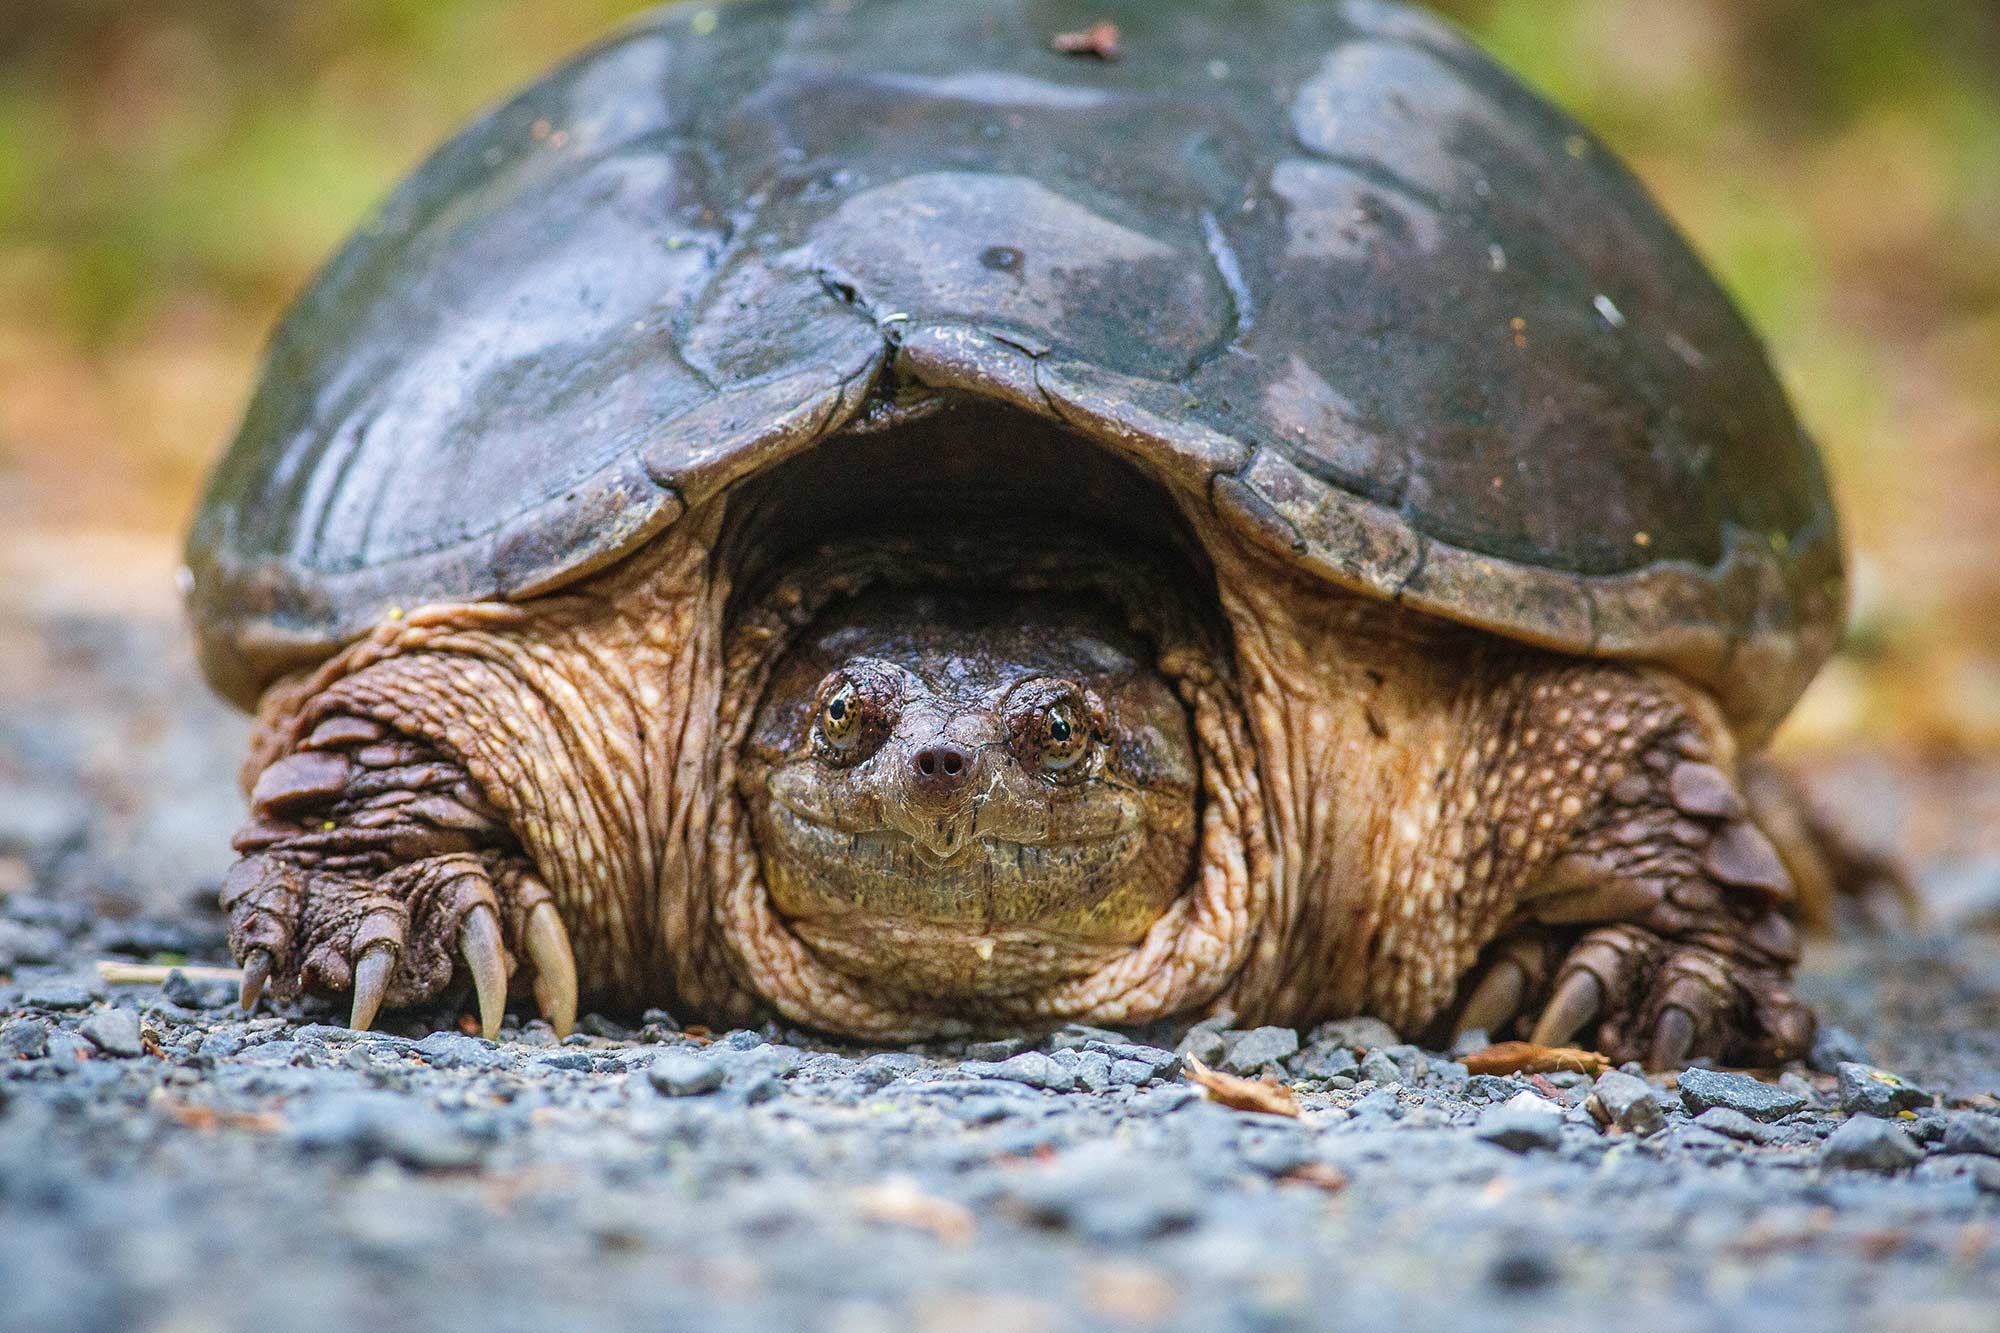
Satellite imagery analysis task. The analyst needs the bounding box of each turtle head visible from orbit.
[740,586,1198,998]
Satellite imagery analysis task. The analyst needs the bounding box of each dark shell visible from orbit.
[185,0,1843,732]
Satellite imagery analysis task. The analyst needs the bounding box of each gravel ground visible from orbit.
[4,608,1999,1333]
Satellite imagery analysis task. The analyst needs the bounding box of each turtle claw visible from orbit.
[1648,1004,1696,1069]
[1530,969,1603,1047]
[349,946,395,1032]
[239,949,272,1013]
[460,905,508,1040]
[1455,958,1528,1040]
[523,902,577,1038]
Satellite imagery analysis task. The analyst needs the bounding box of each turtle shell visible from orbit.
[185,0,1843,734]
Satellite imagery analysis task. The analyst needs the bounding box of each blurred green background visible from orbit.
[1,0,1995,749]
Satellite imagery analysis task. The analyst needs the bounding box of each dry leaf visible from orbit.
[854,1175,975,1243]
[1051,21,1121,60]
[1459,1041,1609,1077]
[1182,1054,1300,1117]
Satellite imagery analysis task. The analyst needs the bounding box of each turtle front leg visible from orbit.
[1446,667,1813,1069]
[222,712,577,1038]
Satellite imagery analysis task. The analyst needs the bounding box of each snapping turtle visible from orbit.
[185,0,1850,1066]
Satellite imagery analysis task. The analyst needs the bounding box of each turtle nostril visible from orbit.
[910,743,972,795]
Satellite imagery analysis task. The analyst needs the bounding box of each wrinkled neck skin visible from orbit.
[243,474,1653,1039]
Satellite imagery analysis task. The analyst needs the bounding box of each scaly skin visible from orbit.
[222,491,1811,1064]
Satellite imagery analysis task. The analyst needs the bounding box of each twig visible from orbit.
[96,960,244,985]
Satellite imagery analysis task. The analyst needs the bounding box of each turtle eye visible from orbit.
[818,680,861,748]
[1007,681,1100,780]
[1040,700,1089,772]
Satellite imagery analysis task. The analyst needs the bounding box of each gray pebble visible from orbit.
[963,1037,1029,1062]
[160,969,236,1010]
[1289,1039,1359,1081]
[1475,1098,1565,1153]
[0,1018,49,1060]
[78,1008,143,1058]
[1676,1067,1806,1121]
[1175,1027,1226,1067]
[1975,1159,2000,1195]
[1592,1070,1667,1136]
[413,1032,509,1071]
[1308,1017,1399,1052]
[648,1052,725,1097]
[1820,1115,1923,1172]
[1358,1049,1403,1086]
[853,1053,922,1090]
[1835,1062,1931,1117]
[1808,1024,1872,1075]
[1693,1107,1776,1144]
[20,984,92,1011]
[1109,1058,1155,1087]
[960,1051,1074,1092]
[1221,1026,1299,1076]
[1941,1111,2000,1159]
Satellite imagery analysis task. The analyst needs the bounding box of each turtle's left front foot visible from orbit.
[1450,677,1815,1069]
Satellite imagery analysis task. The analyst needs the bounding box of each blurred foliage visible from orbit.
[0,0,1995,746]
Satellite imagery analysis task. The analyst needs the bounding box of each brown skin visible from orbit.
[221,485,1812,1065]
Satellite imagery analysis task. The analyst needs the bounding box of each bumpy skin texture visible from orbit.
[224,491,1810,1065]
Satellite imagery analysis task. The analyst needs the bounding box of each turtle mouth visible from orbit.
[759,799,1153,938]
[768,790,1142,867]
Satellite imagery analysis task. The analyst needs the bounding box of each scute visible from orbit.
[187,0,1842,733]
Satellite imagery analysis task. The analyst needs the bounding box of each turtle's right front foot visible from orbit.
[222,713,576,1038]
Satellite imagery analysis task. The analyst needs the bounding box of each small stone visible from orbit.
[1591,1070,1667,1135]
[19,983,92,1011]
[1475,1097,1565,1154]
[1693,1107,1776,1144]
[648,1052,725,1096]
[1836,1062,1931,1117]
[1109,1058,1155,1087]
[79,1008,143,1058]
[579,1013,633,1041]
[1676,1067,1806,1121]
[1084,1040,1180,1080]
[1175,1028,1226,1067]
[414,1032,509,1070]
[1941,1112,2000,1159]
[1974,1160,2000,1195]
[1070,1050,1113,1093]
[964,1037,1030,1062]
[1808,1024,1871,1076]
[1219,1026,1299,1076]
[854,1053,922,1090]
[1821,1116,1923,1172]
[1289,1040,1359,1081]
[1,1018,49,1060]
[1466,1074,1529,1102]
[1306,1017,1399,1052]
[533,1050,595,1072]
[986,1051,1075,1092]
[160,969,237,1010]
[1358,1049,1402,1086]
[1047,1024,1126,1051]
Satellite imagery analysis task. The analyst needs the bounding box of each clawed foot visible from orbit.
[1452,913,1810,1069]
[222,715,577,1038]
[228,851,578,1039]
